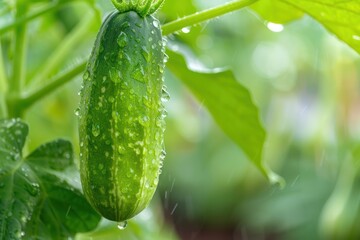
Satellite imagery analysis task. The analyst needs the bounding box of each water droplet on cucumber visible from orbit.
[117,221,128,230]
[117,32,128,47]
[92,124,100,137]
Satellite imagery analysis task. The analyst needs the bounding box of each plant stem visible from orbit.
[161,0,259,36]
[30,13,97,87]
[0,93,7,119]
[0,42,8,92]
[0,41,8,119]
[9,3,28,97]
[0,3,60,35]
[20,61,87,110]
[0,0,98,35]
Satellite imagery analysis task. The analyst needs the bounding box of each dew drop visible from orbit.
[143,96,151,107]
[83,71,90,80]
[92,124,100,137]
[110,68,121,83]
[108,96,115,103]
[161,86,170,102]
[181,27,191,34]
[98,163,104,170]
[117,32,128,48]
[26,183,40,197]
[117,221,128,230]
[132,64,145,83]
[139,116,149,126]
[353,35,360,41]
[160,149,166,161]
[141,46,150,61]
[153,20,159,28]
[74,107,80,116]
[118,145,126,154]
[158,64,164,73]
[121,21,130,28]
[266,22,284,32]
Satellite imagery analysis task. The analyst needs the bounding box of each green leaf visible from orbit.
[250,0,360,54]
[280,0,360,54]
[251,0,304,24]
[0,119,100,240]
[166,45,283,185]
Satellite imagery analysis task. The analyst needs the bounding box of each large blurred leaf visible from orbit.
[251,0,304,24]
[282,0,360,54]
[0,119,100,240]
[166,45,282,184]
[319,146,360,239]
[252,0,360,54]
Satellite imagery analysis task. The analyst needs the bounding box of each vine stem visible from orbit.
[19,61,87,110]
[0,3,58,35]
[0,0,95,35]
[9,3,28,97]
[161,0,259,36]
[0,42,7,92]
[0,43,8,119]
[29,12,98,87]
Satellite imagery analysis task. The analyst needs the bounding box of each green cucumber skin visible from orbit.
[79,11,165,222]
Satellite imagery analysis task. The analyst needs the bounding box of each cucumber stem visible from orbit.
[149,0,165,14]
[161,0,259,36]
[111,0,164,16]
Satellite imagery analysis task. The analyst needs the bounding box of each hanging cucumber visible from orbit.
[78,4,166,222]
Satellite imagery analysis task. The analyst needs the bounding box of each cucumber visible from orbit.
[78,10,166,222]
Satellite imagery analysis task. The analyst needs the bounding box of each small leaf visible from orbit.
[166,45,283,185]
[0,119,100,240]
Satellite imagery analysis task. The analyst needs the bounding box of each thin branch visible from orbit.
[29,13,96,87]
[20,61,87,109]
[0,41,8,93]
[161,0,259,36]
[0,3,60,35]
[10,3,28,95]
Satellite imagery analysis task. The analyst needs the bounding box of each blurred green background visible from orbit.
[2,0,360,239]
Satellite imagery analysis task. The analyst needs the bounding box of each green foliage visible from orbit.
[166,46,282,184]
[0,119,100,239]
[252,0,360,54]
